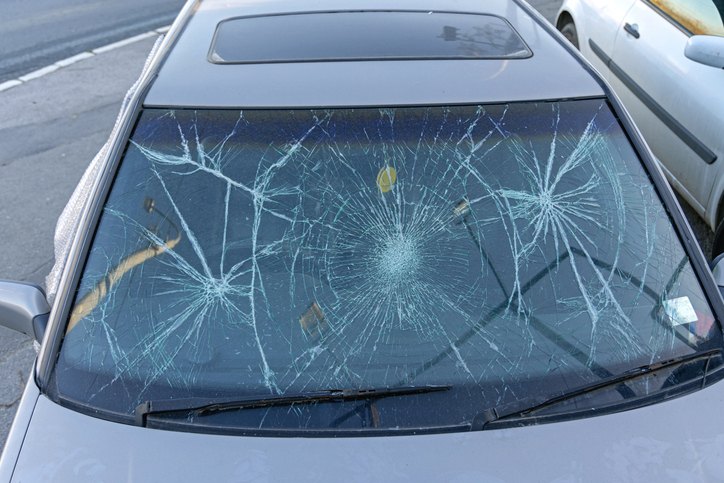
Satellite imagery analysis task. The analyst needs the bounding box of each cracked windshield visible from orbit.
[54,99,720,430]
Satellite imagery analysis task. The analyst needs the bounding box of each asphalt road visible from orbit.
[0,0,715,452]
[0,0,184,83]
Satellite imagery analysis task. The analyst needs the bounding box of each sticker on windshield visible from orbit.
[663,296,698,326]
[376,166,397,193]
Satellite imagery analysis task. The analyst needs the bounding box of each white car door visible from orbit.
[574,0,637,72]
[602,0,723,220]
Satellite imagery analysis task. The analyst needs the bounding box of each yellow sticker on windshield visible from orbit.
[377,166,397,193]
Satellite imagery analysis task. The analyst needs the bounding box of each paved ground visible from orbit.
[0,0,715,452]
[528,0,563,22]
[0,0,183,83]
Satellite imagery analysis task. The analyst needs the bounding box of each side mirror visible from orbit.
[0,280,50,343]
[711,254,724,299]
[685,35,724,69]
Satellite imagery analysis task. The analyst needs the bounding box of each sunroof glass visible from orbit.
[209,11,533,64]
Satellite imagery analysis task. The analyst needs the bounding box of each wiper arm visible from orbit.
[135,384,451,427]
[474,348,722,430]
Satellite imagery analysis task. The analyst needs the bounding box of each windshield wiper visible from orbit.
[473,348,722,430]
[135,384,451,427]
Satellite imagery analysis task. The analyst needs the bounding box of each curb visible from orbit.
[0,25,170,93]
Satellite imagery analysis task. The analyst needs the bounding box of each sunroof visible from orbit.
[209,11,532,64]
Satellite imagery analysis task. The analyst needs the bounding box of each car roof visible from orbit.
[144,0,604,108]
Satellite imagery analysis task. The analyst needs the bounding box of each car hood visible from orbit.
[10,383,724,482]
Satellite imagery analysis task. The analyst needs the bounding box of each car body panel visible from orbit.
[558,0,724,227]
[561,0,636,67]
[10,382,724,482]
[145,0,604,108]
[612,0,723,225]
[0,382,39,483]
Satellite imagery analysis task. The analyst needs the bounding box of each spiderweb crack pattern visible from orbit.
[63,100,700,411]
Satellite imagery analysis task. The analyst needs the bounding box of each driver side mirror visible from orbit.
[0,280,50,343]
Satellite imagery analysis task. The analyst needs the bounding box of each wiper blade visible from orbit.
[135,384,450,427]
[474,348,722,430]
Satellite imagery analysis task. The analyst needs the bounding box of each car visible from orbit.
[555,0,724,254]
[2,0,724,480]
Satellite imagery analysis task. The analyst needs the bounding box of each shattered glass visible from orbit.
[53,99,721,431]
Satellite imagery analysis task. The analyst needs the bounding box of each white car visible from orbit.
[556,0,724,252]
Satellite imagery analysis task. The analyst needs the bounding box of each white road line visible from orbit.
[55,52,95,68]
[18,65,60,82]
[0,80,22,93]
[0,25,171,94]
[92,31,157,55]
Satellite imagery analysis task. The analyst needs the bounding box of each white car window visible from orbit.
[648,0,724,36]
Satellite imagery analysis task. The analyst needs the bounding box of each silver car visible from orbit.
[2,0,724,481]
